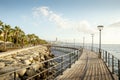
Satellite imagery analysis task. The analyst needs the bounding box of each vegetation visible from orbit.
[0,20,48,51]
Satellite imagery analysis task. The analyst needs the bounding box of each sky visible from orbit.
[0,0,120,44]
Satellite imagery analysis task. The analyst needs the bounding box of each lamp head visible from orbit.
[97,25,104,31]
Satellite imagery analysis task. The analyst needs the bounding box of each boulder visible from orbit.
[0,62,5,69]
[0,66,19,74]
[17,68,26,76]
[13,60,18,64]
[0,74,15,80]
[33,56,40,61]
[32,62,43,71]
[40,54,45,61]
[11,54,16,59]
[32,64,40,71]
[29,57,33,62]
[0,75,6,80]
[24,60,31,65]
[26,68,36,77]
[9,73,20,80]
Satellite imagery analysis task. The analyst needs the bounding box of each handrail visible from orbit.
[0,46,82,80]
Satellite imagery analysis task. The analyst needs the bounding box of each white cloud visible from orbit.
[77,20,96,34]
[109,21,120,27]
[32,6,96,34]
[32,7,49,18]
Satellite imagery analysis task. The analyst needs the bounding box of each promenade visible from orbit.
[57,49,116,80]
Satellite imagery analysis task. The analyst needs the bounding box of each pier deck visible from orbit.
[57,49,115,80]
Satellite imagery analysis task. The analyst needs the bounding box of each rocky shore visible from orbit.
[0,45,55,80]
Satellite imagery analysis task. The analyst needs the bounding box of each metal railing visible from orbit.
[85,46,120,80]
[0,46,82,80]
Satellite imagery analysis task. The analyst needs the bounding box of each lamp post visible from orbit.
[97,25,104,58]
[91,34,94,51]
[73,39,75,54]
[83,37,85,48]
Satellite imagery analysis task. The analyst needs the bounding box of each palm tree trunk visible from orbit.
[4,32,6,50]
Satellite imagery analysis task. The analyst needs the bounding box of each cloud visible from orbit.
[32,6,96,34]
[109,21,120,27]
[77,20,96,34]
[33,7,49,17]
[33,6,72,29]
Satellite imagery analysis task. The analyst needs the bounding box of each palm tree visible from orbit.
[27,34,35,45]
[13,26,24,47]
[19,31,26,48]
[0,20,3,26]
[0,24,11,49]
[0,20,3,40]
[27,34,32,45]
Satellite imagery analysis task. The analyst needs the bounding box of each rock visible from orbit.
[17,68,26,76]
[0,45,55,79]
[0,66,19,74]
[32,64,40,71]
[13,61,18,64]
[11,54,16,59]
[29,57,33,62]
[32,62,43,71]
[40,54,45,61]
[33,56,40,61]
[10,73,20,80]
[0,74,15,80]
[26,68,36,77]
[0,76,6,80]
[44,54,51,60]
[24,60,31,65]
[0,62,5,69]
[49,54,55,58]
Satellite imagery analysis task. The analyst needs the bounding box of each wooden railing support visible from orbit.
[118,60,120,80]
[108,53,110,67]
[69,53,71,68]
[112,55,114,74]
[61,56,63,75]
[14,72,16,80]
[105,51,107,63]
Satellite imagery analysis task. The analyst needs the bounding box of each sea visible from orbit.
[52,43,120,60]
[90,44,120,59]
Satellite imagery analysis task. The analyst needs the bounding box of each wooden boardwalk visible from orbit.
[57,49,116,80]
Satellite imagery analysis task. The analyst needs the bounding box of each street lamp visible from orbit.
[73,39,75,53]
[91,34,94,51]
[83,37,85,48]
[97,25,104,58]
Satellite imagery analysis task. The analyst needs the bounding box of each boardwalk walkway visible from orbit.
[57,49,115,80]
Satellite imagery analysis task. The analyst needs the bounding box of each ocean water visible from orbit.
[84,44,120,59]
[54,43,120,59]
[101,44,120,59]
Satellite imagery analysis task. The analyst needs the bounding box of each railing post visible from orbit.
[77,50,79,60]
[69,53,71,68]
[47,61,50,79]
[112,55,114,74]
[118,60,120,80]
[103,50,105,62]
[105,51,107,63]
[102,51,104,61]
[14,72,16,80]
[61,56,63,75]
[108,53,110,67]
[73,50,75,63]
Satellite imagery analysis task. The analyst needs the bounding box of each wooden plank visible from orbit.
[57,49,115,80]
